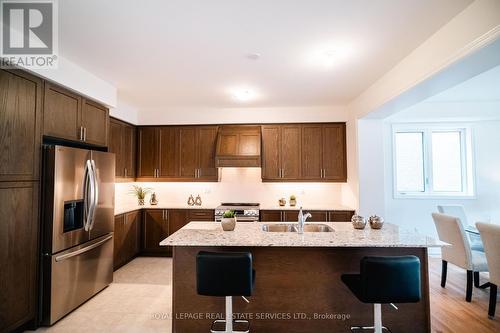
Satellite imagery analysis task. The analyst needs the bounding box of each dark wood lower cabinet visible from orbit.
[114,211,141,270]
[0,181,39,332]
[142,209,169,256]
[261,209,355,222]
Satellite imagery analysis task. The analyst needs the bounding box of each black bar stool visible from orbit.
[341,256,421,333]
[197,251,255,333]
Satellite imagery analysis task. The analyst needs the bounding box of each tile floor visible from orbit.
[32,257,172,333]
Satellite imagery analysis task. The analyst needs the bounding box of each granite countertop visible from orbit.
[115,204,356,215]
[260,205,355,211]
[160,221,445,248]
[114,203,214,215]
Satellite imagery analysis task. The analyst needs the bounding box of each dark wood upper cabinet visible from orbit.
[261,124,301,181]
[43,82,109,146]
[109,119,124,177]
[0,69,42,182]
[159,127,179,178]
[281,125,301,179]
[197,126,218,179]
[137,125,219,182]
[43,83,81,142]
[109,117,136,179]
[137,127,159,178]
[301,124,323,180]
[261,126,281,180]
[322,124,347,181]
[179,127,197,178]
[262,123,346,182]
[215,125,261,167]
[81,99,108,146]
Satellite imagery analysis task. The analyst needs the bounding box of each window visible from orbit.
[393,125,474,198]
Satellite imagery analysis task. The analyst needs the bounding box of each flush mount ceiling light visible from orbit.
[230,88,257,102]
[307,43,354,68]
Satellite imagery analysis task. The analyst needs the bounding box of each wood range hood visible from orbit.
[215,125,261,167]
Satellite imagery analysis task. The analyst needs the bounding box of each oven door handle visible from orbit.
[55,234,112,262]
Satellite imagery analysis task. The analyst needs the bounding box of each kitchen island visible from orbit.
[161,222,444,333]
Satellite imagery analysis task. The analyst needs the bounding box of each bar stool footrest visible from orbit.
[210,319,250,333]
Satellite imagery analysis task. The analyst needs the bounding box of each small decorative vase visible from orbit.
[195,194,202,206]
[138,198,145,206]
[289,198,297,207]
[150,193,158,205]
[279,198,286,206]
[369,215,384,229]
[351,215,367,229]
[187,195,195,206]
[221,217,236,231]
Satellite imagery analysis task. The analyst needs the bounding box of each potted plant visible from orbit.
[289,195,297,207]
[221,210,236,231]
[129,185,152,206]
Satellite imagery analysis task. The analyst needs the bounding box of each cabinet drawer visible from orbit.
[188,209,214,221]
[329,211,355,222]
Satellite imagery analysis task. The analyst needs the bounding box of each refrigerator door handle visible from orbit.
[55,234,113,262]
[83,160,94,231]
[88,159,99,230]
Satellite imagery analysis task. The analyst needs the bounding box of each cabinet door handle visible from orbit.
[79,126,83,140]
[83,127,87,141]
[124,168,127,178]
[162,210,165,220]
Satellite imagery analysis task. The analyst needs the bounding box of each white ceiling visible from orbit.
[59,0,472,110]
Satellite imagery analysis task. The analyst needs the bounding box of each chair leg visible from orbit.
[466,270,473,302]
[441,260,447,288]
[489,284,497,319]
[474,271,491,289]
[374,303,382,333]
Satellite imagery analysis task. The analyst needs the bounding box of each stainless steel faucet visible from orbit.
[297,207,312,234]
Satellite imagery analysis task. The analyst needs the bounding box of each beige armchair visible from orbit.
[476,222,500,318]
[431,213,488,302]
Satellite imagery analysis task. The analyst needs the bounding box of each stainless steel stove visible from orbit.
[215,203,260,222]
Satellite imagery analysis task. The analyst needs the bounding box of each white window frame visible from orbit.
[392,123,475,199]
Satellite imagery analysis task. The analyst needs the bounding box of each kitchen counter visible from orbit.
[114,203,214,215]
[160,221,443,248]
[167,221,439,333]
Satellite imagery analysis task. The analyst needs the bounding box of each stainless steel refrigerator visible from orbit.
[40,145,115,325]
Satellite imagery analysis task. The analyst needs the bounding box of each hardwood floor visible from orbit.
[429,256,499,332]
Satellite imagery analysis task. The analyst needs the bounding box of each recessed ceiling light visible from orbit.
[307,43,354,68]
[246,53,261,60]
[230,88,257,102]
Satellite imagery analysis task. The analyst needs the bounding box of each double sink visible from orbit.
[262,223,334,233]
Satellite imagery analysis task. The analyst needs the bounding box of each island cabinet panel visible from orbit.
[0,181,39,333]
[109,118,137,180]
[43,82,109,146]
[142,209,170,255]
[261,123,347,182]
[172,246,431,333]
[137,125,219,182]
[0,69,42,182]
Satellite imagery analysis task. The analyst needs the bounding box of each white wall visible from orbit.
[137,106,348,125]
[110,97,139,124]
[383,120,500,240]
[26,56,117,107]
[115,168,348,210]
